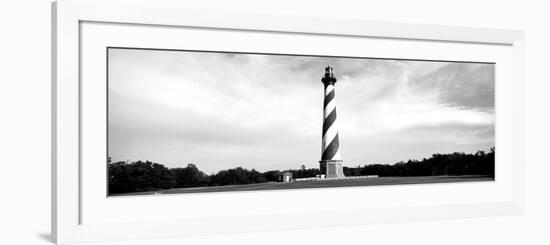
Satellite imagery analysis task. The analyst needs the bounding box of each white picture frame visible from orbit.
[52,0,525,244]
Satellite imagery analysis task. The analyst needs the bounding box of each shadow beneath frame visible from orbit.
[37,232,52,243]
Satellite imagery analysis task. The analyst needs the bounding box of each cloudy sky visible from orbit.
[108,48,495,174]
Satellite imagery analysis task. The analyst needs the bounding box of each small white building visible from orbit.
[278,172,293,182]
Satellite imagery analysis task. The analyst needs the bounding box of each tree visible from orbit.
[173,164,207,188]
[209,167,267,186]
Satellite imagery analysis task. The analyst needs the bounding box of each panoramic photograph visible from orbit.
[107,47,495,196]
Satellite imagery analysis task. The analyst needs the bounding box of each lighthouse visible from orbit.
[319,66,345,178]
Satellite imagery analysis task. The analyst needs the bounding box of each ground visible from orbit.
[112,175,493,196]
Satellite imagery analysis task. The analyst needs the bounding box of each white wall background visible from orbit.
[0,0,548,244]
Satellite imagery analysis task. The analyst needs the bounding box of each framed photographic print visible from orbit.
[52,0,525,244]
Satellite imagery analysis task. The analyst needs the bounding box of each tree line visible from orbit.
[108,148,494,194]
[343,148,494,177]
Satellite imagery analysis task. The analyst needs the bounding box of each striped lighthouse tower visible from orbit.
[320,66,345,178]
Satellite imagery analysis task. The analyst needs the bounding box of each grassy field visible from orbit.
[113,175,493,196]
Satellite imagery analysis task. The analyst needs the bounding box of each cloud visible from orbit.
[408,63,495,110]
[108,48,495,173]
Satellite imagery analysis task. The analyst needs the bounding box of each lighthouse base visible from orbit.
[319,160,345,178]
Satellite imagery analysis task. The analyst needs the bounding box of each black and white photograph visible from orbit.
[107,48,495,196]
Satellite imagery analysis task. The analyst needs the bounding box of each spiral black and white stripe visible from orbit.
[321,67,342,161]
